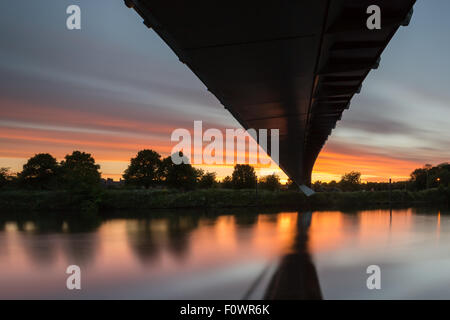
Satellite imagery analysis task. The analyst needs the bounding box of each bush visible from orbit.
[198,172,218,189]
[232,164,257,189]
[259,174,281,191]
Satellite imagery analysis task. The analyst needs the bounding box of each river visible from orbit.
[0,208,449,299]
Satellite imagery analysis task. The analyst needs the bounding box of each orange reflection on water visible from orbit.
[185,213,300,270]
[308,211,347,252]
[250,213,298,255]
[0,208,447,299]
[276,213,298,253]
[214,215,238,252]
[308,209,416,253]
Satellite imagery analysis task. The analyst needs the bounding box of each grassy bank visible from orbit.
[0,187,449,213]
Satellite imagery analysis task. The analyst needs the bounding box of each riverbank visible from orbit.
[0,187,449,213]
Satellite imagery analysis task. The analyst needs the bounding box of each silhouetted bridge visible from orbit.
[124,0,415,192]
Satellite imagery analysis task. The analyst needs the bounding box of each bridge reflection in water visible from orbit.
[264,212,322,300]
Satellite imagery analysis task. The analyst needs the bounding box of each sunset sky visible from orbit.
[1,1,449,183]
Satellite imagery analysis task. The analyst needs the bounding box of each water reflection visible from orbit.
[265,212,322,299]
[125,211,264,265]
[1,214,102,267]
[0,208,449,299]
[126,214,206,264]
[166,215,200,260]
[126,219,164,263]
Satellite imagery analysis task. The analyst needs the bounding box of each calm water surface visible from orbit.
[0,208,449,299]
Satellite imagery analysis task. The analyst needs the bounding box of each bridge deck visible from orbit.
[126,0,415,186]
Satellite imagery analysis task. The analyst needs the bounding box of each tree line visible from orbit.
[312,162,450,192]
[0,151,100,192]
[122,150,281,190]
[1,149,448,192]
[0,149,282,191]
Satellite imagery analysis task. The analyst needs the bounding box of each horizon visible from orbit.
[2,147,447,185]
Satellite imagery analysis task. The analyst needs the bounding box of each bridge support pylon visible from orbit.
[299,184,315,197]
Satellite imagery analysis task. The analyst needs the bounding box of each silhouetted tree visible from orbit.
[163,152,201,190]
[312,181,325,192]
[0,168,11,189]
[410,167,428,190]
[232,164,257,189]
[198,171,217,189]
[123,149,162,188]
[313,180,341,192]
[60,151,101,192]
[436,163,450,187]
[259,174,281,191]
[19,153,59,189]
[328,180,339,189]
[339,171,361,192]
[410,163,450,190]
[222,176,233,189]
[158,156,172,185]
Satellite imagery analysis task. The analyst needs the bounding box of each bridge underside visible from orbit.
[126,0,415,186]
